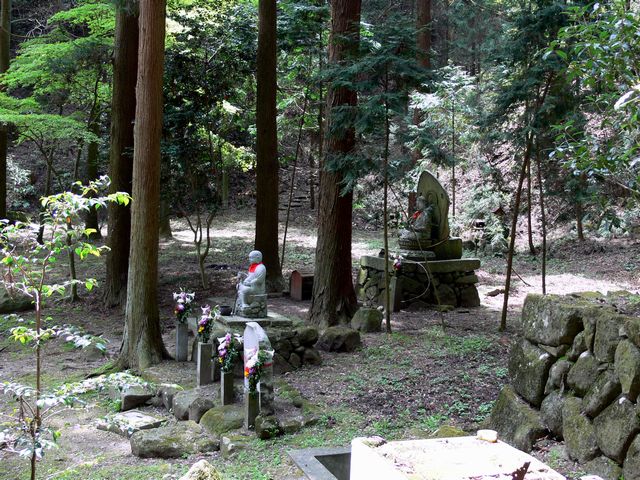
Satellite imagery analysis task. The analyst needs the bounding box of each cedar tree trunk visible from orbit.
[104,1,138,307]
[0,0,9,220]
[255,0,284,292]
[308,0,361,328]
[119,0,168,369]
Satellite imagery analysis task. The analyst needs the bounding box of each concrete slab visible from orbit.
[289,447,351,480]
[350,436,565,480]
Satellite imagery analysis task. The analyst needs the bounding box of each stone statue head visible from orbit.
[249,250,263,264]
[416,194,426,210]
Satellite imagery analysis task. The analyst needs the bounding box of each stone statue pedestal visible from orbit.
[234,293,268,319]
[175,322,189,362]
[196,342,213,387]
[244,391,259,429]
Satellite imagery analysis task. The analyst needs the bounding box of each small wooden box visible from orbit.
[290,269,314,301]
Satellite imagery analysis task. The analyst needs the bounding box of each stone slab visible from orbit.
[188,311,293,331]
[350,436,565,480]
[360,256,480,274]
[96,410,166,438]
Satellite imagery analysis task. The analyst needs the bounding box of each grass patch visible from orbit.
[46,462,188,480]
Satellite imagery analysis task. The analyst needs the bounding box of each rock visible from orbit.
[274,339,293,359]
[540,391,565,438]
[172,390,202,421]
[199,404,244,436]
[594,312,626,363]
[455,274,479,285]
[584,314,598,352]
[289,352,301,368]
[593,396,640,463]
[545,360,573,394]
[188,397,215,423]
[429,425,467,438]
[273,352,293,374]
[121,385,155,412]
[179,460,222,480]
[615,339,640,401]
[130,421,219,458]
[583,369,621,418]
[623,435,640,480]
[81,343,106,361]
[220,433,250,458]
[539,344,570,358]
[521,294,585,346]
[279,417,304,434]
[458,286,481,308]
[435,284,457,307]
[625,317,640,348]
[567,332,588,362]
[488,385,546,452]
[302,348,322,366]
[158,384,183,411]
[351,308,382,333]
[255,415,282,440]
[585,456,623,480]
[562,396,600,463]
[567,352,602,397]
[508,339,554,407]
[317,326,362,353]
[0,289,33,314]
[96,410,165,438]
[296,326,319,346]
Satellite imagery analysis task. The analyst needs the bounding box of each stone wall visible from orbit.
[357,256,481,309]
[489,292,640,480]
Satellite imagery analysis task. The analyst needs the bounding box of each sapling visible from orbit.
[0,176,130,480]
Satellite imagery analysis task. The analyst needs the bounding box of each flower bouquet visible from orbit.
[173,289,195,324]
[218,332,242,405]
[244,348,270,393]
[197,304,218,344]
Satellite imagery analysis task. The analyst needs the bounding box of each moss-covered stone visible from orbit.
[585,455,623,480]
[255,415,282,440]
[567,331,587,362]
[521,294,586,346]
[508,339,554,407]
[540,390,566,438]
[296,326,319,346]
[173,390,204,421]
[545,359,573,394]
[130,421,219,458]
[583,369,621,418]
[593,396,640,463]
[614,339,640,401]
[562,396,600,463]
[567,352,601,397]
[220,433,251,458]
[594,312,627,363]
[317,326,362,352]
[623,434,640,480]
[488,385,546,452]
[428,425,467,438]
[179,460,223,480]
[0,289,33,314]
[351,308,382,333]
[199,404,244,436]
[625,317,640,349]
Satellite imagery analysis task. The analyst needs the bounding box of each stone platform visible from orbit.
[357,256,481,310]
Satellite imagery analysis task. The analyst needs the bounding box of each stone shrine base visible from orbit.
[357,255,481,310]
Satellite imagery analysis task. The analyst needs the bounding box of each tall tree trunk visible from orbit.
[0,0,10,220]
[119,0,168,370]
[412,0,431,165]
[158,197,172,239]
[535,143,547,294]
[309,0,361,328]
[85,121,102,239]
[255,0,284,292]
[526,158,535,254]
[104,0,138,308]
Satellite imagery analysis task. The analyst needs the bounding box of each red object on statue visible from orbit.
[248,262,263,273]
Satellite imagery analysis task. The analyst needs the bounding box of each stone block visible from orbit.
[455,274,479,285]
[584,314,598,352]
[426,259,481,273]
[158,384,183,411]
[0,289,33,314]
[545,360,573,394]
[199,404,244,436]
[583,369,621,418]
[289,352,301,368]
[172,390,203,421]
[539,344,570,358]
[179,460,222,480]
[130,421,219,458]
[563,396,600,463]
[522,294,586,346]
[623,434,640,480]
[585,456,623,480]
[567,331,588,362]
[508,339,554,407]
[625,317,640,348]
[567,352,602,397]
[351,308,383,333]
[615,339,640,401]
[488,385,546,452]
[540,390,566,438]
[296,326,319,346]
[120,384,155,411]
[280,416,304,434]
[435,284,457,307]
[255,415,282,440]
[594,313,626,363]
[188,396,215,423]
[593,396,640,463]
[96,410,165,438]
[302,348,322,366]
[317,326,362,352]
[273,352,293,374]
[220,434,250,458]
[458,286,480,308]
[274,338,293,359]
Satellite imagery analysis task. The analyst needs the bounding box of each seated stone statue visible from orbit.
[398,194,434,250]
[235,250,267,318]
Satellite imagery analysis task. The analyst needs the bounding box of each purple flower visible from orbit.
[176,304,185,312]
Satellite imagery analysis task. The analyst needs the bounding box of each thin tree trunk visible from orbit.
[526,158,535,254]
[0,0,10,220]
[383,71,391,334]
[85,121,102,239]
[119,0,168,370]
[535,143,547,294]
[255,0,284,292]
[104,0,138,308]
[37,158,53,244]
[159,197,172,239]
[451,97,455,217]
[412,0,431,165]
[576,202,585,241]
[500,137,532,331]
[309,0,361,328]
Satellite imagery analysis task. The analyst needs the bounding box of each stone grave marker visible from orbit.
[243,322,275,415]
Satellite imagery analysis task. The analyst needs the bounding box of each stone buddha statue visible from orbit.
[235,250,268,318]
[398,194,436,250]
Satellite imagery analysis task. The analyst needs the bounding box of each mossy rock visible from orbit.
[428,425,467,438]
[583,369,621,418]
[199,404,244,436]
[508,339,554,407]
[521,294,589,346]
[130,421,219,458]
[593,396,640,463]
[585,456,623,480]
[614,339,640,401]
[562,396,599,463]
[566,352,601,397]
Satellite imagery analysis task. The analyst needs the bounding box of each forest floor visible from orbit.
[0,211,639,480]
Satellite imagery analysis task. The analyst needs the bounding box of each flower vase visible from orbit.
[244,390,259,429]
[221,370,234,405]
[175,322,189,362]
[196,342,213,387]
